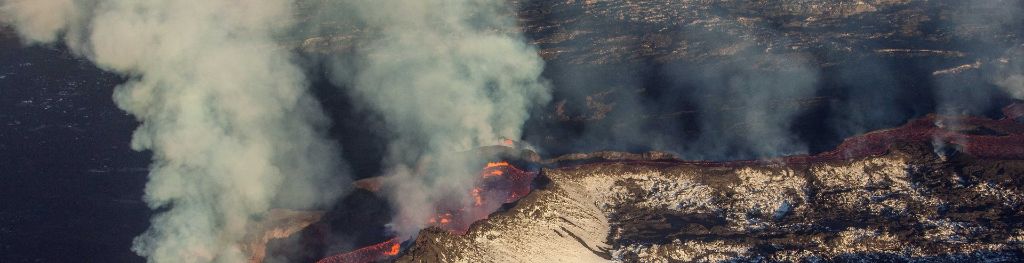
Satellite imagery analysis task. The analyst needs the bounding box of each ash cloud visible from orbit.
[311,0,551,238]
[2,0,347,262]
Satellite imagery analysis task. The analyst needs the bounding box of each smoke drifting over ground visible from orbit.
[948,0,1023,104]
[311,0,550,239]
[922,0,1023,155]
[2,0,346,262]
[528,13,822,160]
[674,52,819,159]
[518,0,1024,161]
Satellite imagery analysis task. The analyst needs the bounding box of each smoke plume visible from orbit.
[315,0,551,238]
[2,0,346,262]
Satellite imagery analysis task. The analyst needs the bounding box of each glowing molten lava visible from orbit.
[425,160,536,234]
[485,161,509,168]
[315,238,401,263]
[318,161,537,263]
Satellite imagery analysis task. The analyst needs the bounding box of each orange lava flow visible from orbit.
[315,238,401,263]
[485,161,510,168]
[485,169,504,177]
[425,161,536,234]
[384,242,400,256]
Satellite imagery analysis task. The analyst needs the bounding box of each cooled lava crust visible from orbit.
[396,110,1024,262]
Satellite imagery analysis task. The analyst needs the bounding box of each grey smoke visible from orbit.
[682,52,818,159]
[825,55,908,141]
[994,46,1024,99]
[2,0,346,262]
[313,0,551,238]
[926,0,1023,155]
[537,9,821,160]
[935,0,1023,115]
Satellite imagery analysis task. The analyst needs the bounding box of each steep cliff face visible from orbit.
[397,143,1024,262]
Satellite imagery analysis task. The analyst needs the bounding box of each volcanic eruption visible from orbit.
[4,0,1024,262]
[318,156,538,263]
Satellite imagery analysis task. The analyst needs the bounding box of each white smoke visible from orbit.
[2,0,346,262]
[316,0,551,238]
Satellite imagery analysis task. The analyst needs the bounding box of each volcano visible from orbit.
[5,0,1024,262]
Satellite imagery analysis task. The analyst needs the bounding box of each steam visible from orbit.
[313,0,550,238]
[2,0,346,262]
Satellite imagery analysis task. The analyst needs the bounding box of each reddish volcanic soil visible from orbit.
[819,104,1024,159]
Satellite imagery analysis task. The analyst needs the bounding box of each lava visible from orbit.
[319,160,537,263]
[315,238,401,263]
[425,160,536,234]
[485,161,510,169]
